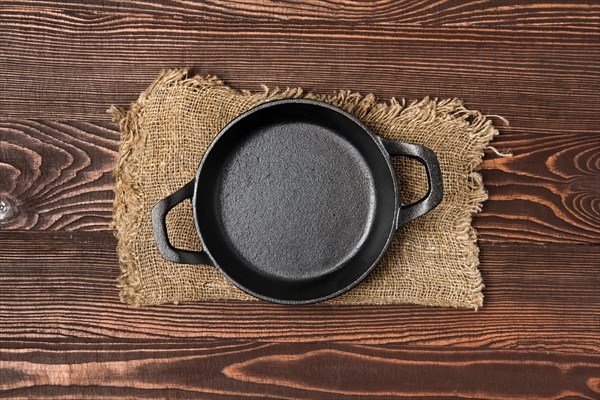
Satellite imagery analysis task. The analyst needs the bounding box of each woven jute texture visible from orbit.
[111,68,499,309]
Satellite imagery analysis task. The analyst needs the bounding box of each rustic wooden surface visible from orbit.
[1,1,599,398]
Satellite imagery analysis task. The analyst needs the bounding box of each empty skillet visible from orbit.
[152,99,443,304]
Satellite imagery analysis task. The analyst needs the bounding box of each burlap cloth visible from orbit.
[110,68,501,309]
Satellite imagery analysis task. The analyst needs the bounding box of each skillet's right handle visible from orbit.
[381,139,443,228]
[152,179,213,265]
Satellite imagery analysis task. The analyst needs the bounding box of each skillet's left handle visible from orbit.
[381,139,443,228]
[152,179,213,265]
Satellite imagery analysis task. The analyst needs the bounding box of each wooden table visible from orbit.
[1,1,599,398]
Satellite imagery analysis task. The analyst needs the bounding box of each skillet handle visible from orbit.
[381,139,443,228]
[151,179,213,265]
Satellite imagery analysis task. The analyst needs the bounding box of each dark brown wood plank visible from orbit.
[0,120,118,230]
[0,8,597,132]
[476,131,600,243]
[0,231,598,352]
[3,0,599,25]
[2,120,598,243]
[1,340,599,399]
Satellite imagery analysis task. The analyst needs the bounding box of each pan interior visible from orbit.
[215,118,376,281]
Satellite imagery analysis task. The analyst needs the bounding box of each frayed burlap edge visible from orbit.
[110,67,506,309]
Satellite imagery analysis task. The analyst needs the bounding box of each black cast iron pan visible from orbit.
[152,99,443,304]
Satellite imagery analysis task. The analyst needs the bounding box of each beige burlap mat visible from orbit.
[110,68,501,309]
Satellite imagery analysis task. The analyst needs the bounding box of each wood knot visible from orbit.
[0,194,18,224]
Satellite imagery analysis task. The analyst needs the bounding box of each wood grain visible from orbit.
[1,340,599,399]
[0,231,598,352]
[2,120,598,243]
[0,120,118,230]
[0,6,597,132]
[3,0,600,25]
[477,131,600,242]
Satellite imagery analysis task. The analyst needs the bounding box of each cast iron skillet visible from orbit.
[152,99,442,304]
